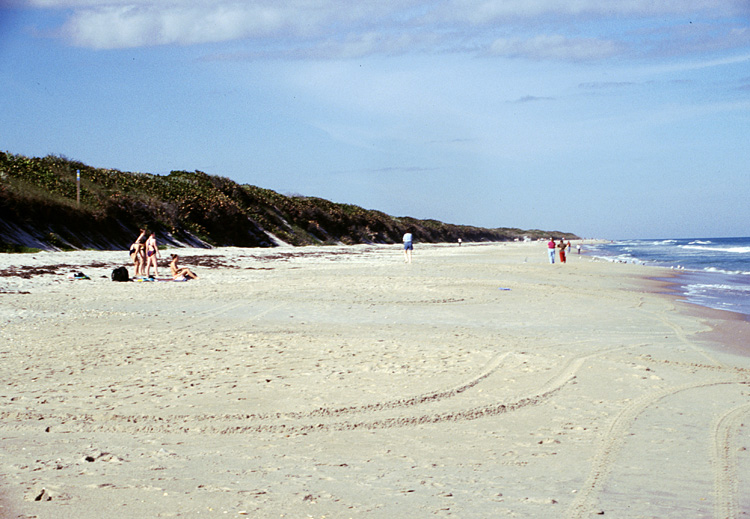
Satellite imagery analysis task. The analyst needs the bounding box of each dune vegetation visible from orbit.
[0,151,577,252]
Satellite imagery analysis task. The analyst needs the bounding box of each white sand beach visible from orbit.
[1,242,749,518]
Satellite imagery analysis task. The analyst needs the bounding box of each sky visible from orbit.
[1,1,749,239]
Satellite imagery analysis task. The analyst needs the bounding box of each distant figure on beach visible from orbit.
[577,244,582,255]
[547,238,556,264]
[170,254,198,281]
[130,229,146,277]
[144,232,160,278]
[567,241,572,253]
[558,239,567,263]
[403,232,413,263]
[458,238,462,247]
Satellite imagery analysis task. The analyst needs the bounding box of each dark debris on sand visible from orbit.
[0,248,366,279]
[0,262,118,279]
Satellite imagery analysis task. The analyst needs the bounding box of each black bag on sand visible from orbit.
[111,266,129,282]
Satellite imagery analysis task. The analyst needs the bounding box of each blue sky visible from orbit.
[1,1,749,239]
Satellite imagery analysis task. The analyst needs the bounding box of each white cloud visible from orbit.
[578,81,636,89]
[489,35,620,61]
[434,0,748,24]
[16,0,748,57]
[56,1,437,49]
[302,33,441,59]
[62,4,317,48]
[26,0,747,15]
[513,95,555,103]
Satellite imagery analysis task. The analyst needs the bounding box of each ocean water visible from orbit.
[586,237,750,317]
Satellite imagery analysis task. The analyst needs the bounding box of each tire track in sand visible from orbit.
[637,356,750,377]
[286,346,618,423]
[652,310,726,368]
[7,370,570,436]
[0,351,517,432]
[198,349,598,434]
[566,308,749,518]
[186,300,288,327]
[1,348,614,436]
[566,380,748,519]
[712,402,750,519]
[271,351,513,419]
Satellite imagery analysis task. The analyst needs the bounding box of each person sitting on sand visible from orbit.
[144,232,160,278]
[170,254,198,281]
[129,229,146,277]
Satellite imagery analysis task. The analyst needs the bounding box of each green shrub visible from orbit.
[0,151,578,250]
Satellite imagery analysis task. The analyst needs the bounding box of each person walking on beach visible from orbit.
[170,254,198,281]
[558,239,567,264]
[403,232,413,263]
[547,238,556,264]
[130,228,146,277]
[144,232,160,278]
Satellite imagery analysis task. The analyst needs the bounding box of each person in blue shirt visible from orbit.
[403,232,413,263]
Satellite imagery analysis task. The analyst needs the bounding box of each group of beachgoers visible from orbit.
[129,229,198,281]
[547,238,579,264]
[129,230,571,276]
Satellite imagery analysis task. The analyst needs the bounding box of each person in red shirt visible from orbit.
[547,238,556,264]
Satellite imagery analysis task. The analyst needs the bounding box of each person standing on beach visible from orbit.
[145,232,160,278]
[547,238,556,264]
[130,229,146,277]
[403,232,413,263]
[558,239,567,264]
